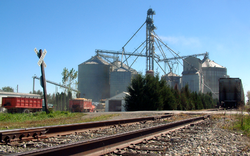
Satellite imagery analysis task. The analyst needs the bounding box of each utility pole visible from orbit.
[33,76,35,93]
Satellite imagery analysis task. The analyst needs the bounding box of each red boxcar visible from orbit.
[69,98,93,112]
[2,97,42,113]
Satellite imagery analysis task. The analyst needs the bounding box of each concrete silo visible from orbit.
[110,61,137,97]
[78,55,110,102]
[161,72,181,90]
[182,57,203,93]
[202,58,227,99]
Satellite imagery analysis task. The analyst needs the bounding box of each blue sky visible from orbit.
[0,0,249,101]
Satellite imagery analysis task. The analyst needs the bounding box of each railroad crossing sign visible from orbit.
[34,48,47,68]
[34,48,49,113]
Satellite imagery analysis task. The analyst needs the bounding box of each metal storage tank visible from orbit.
[182,57,203,93]
[110,61,137,97]
[161,72,181,90]
[78,55,110,102]
[183,56,202,72]
[202,58,227,99]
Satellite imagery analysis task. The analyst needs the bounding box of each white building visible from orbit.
[105,92,129,112]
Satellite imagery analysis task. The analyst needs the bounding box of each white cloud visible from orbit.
[159,36,202,47]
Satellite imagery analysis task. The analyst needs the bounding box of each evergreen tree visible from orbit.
[181,85,191,110]
[192,92,203,110]
[125,74,216,111]
[125,74,145,111]
[173,88,182,110]
[180,93,188,110]
[125,74,165,111]
[171,84,182,110]
[162,83,176,110]
[144,74,164,110]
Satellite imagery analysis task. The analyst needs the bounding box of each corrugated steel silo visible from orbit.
[183,56,202,72]
[110,61,137,97]
[78,55,110,102]
[182,57,203,93]
[161,72,181,90]
[202,58,227,99]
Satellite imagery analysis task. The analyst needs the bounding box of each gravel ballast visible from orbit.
[151,118,250,155]
[0,113,249,155]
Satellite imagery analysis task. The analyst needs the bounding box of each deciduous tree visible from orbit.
[2,86,14,92]
[62,67,78,93]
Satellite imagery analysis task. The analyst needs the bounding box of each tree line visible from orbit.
[125,74,217,111]
[31,90,74,111]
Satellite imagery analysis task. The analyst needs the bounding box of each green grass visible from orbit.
[0,111,120,130]
[211,113,250,138]
[233,114,250,137]
[0,111,75,122]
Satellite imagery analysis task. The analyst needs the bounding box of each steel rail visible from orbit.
[0,128,47,143]
[12,115,209,156]
[0,114,173,143]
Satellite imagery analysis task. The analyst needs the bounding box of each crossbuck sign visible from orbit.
[34,48,49,113]
[34,48,47,68]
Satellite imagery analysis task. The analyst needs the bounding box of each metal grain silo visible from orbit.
[110,61,137,97]
[161,72,181,90]
[183,56,202,72]
[182,57,203,93]
[78,55,110,102]
[202,58,227,99]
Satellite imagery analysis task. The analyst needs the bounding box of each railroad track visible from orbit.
[0,114,173,143]
[4,114,209,156]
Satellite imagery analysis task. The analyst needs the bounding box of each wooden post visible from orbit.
[39,49,49,114]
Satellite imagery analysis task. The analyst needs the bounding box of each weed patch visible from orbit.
[233,115,250,137]
[211,113,250,137]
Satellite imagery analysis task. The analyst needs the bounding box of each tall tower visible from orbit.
[146,8,156,72]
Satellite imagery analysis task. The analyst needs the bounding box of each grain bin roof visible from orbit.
[111,61,137,73]
[202,58,225,68]
[163,72,180,77]
[79,55,110,66]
